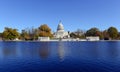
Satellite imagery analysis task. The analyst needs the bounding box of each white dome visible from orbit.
[57,22,64,31]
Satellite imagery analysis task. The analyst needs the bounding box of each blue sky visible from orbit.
[0,0,120,32]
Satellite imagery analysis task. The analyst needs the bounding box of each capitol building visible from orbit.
[54,21,70,39]
[38,21,99,41]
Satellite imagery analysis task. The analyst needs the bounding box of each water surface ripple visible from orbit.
[0,41,120,72]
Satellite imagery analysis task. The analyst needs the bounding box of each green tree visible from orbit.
[0,33,2,37]
[117,33,120,40]
[21,28,39,40]
[107,27,118,39]
[102,30,109,40]
[70,32,78,38]
[86,27,100,36]
[38,24,53,37]
[70,29,86,39]
[0,33,3,40]
[32,29,39,40]
[2,27,19,40]
[21,30,29,40]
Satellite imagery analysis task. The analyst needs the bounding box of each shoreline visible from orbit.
[1,40,120,42]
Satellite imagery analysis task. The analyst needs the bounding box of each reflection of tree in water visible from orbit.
[57,42,65,61]
[2,42,17,58]
[39,42,50,59]
[3,48,16,57]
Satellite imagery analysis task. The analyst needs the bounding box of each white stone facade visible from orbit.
[38,37,50,41]
[86,36,100,41]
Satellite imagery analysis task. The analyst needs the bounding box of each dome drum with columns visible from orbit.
[54,21,70,38]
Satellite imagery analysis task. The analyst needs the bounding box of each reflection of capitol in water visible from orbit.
[0,42,120,61]
[57,42,65,61]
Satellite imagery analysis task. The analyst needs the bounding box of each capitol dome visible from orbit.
[54,21,69,38]
[57,21,64,32]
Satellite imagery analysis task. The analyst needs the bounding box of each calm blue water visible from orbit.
[0,41,120,72]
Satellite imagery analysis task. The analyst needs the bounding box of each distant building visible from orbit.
[86,36,100,41]
[13,38,20,41]
[54,21,70,38]
[38,37,50,41]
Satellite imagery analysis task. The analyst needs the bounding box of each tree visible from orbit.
[70,29,86,39]
[21,28,39,40]
[86,27,100,36]
[107,27,118,39]
[102,30,109,40]
[0,33,3,40]
[117,33,120,40]
[38,24,53,37]
[32,29,39,40]
[70,32,78,38]
[75,29,85,36]
[2,27,19,40]
[0,33,2,37]
[21,30,29,40]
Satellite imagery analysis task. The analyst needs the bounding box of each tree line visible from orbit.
[1,24,53,41]
[70,27,119,40]
[0,24,119,40]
